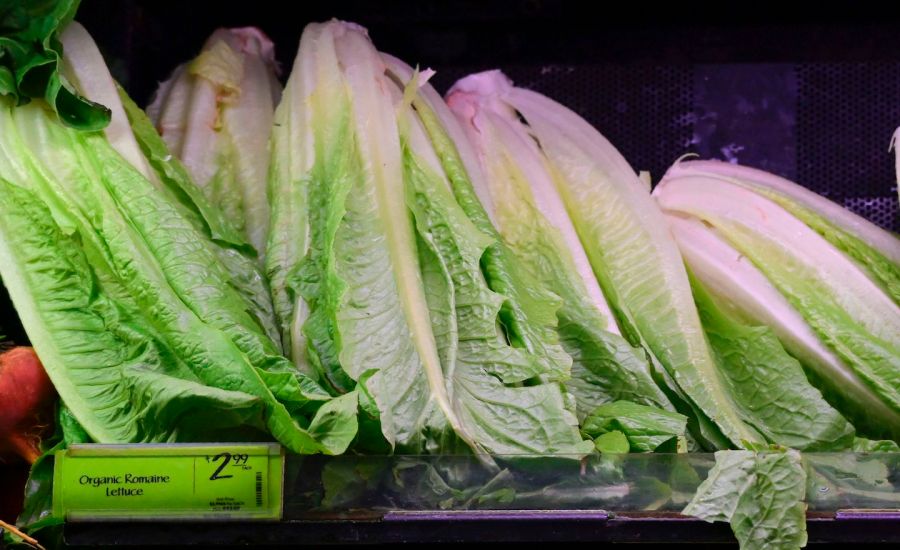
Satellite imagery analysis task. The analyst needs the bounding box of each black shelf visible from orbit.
[64,514,900,546]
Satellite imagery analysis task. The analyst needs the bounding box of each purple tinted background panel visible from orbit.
[434,62,897,230]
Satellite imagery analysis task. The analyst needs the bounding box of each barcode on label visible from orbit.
[255,471,263,507]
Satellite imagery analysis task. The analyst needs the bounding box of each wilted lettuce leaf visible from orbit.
[684,450,808,550]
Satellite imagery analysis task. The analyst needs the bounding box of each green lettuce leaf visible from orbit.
[0,173,267,442]
[0,0,110,130]
[684,449,808,550]
[581,401,687,453]
[691,270,857,451]
[592,430,630,454]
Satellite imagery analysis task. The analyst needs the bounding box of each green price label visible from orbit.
[52,443,283,521]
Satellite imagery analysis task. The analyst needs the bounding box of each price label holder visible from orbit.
[52,443,284,521]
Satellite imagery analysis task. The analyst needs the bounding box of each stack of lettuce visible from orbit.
[261,21,595,456]
[1,8,898,550]
[439,70,897,454]
[655,160,900,443]
[0,20,359,455]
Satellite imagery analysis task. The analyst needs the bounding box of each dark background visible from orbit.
[73,0,900,223]
[74,0,900,104]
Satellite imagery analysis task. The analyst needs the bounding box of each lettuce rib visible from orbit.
[665,160,900,304]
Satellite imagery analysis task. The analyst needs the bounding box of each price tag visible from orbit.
[52,443,283,521]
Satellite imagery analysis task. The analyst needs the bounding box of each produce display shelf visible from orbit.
[62,514,900,546]
[49,451,900,546]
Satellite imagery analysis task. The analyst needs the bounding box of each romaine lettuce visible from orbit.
[0,101,356,453]
[444,76,677,421]
[147,28,282,256]
[664,160,900,304]
[265,21,590,456]
[655,174,900,441]
[443,71,761,449]
[665,214,900,441]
